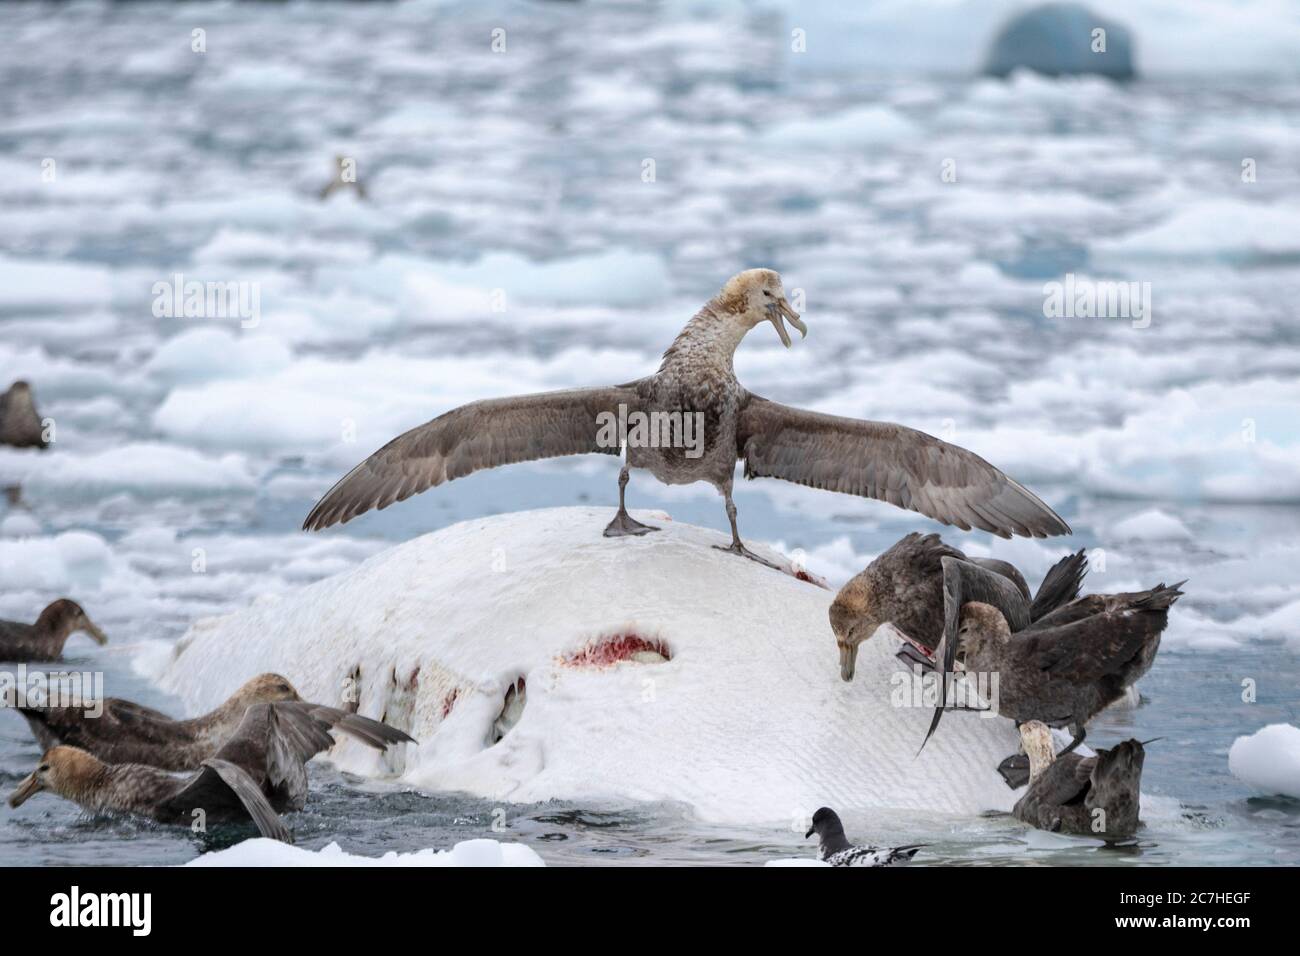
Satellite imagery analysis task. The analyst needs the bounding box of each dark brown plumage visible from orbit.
[0,599,107,663]
[828,532,1087,683]
[1012,731,1145,838]
[303,270,1069,559]
[0,380,47,449]
[7,700,415,843]
[17,673,414,771]
[952,584,1182,751]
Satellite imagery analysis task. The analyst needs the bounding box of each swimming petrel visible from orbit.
[8,700,413,843]
[805,807,925,867]
[303,269,1070,563]
[0,599,107,663]
[16,673,414,771]
[0,381,47,449]
[1011,722,1146,838]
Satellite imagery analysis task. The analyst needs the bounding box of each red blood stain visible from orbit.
[562,634,671,668]
[794,569,830,589]
[440,687,460,718]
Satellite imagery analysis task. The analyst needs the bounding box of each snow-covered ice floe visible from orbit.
[155,507,1023,823]
[185,838,544,867]
[1228,724,1300,799]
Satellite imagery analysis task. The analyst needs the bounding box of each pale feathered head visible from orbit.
[8,746,103,808]
[714,269,806,347]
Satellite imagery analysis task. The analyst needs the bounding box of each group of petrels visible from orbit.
[298,268,1182,848]
[4,664,412,843]
[829,531,1177,841]
[4,268,1184,856]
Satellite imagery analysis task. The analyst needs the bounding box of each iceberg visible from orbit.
[157,507,1024,824]
[984,4,1136,80]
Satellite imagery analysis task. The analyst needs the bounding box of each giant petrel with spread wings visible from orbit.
[304,269,1069,563]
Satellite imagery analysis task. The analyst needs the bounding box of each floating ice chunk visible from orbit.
[1110,509,1193,542]
[0,513,42,538]
[0,530,126,592]
[427,250,672,308]
[1229,724,1300,799]
[146,328,293,384]
[765,858,831,867]
[763,106,916,148]
[0,443,256,493]
[185,838,545,867]
[1095,199,1300,259]
[0,256,113,310]
[158,507,1024,824]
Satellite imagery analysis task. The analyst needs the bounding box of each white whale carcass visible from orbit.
[156,507,1023,823]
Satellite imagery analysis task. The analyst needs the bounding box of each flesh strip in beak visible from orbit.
[767,299,806,348]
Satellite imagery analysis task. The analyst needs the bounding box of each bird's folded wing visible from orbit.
[922,557,1033,749]
[304,384,644,530]
[737,396,1070,539]
[1033,754,1094,807]
[1024,614,1152,681]
[938,556,1033,682]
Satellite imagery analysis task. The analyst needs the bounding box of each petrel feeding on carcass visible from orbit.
[303,269,1070,563]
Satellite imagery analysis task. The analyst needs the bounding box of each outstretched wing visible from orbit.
[277,701,416,750]
[736,396,1070,539]
[304,384,644,530]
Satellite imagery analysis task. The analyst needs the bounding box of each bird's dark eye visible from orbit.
[38,764,49,772]
[763,290,773,297]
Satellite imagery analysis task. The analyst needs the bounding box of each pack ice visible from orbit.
[157,507,1022,823]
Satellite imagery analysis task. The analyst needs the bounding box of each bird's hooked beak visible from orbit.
[804,824,816,839]
[79,616,108,646]
[8,773,42,808]
[838,642,858,682]
[766,298,806,348]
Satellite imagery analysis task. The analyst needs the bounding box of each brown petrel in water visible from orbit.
[0,599,107,663]
[1011,721,1146,839]
[0,381,48,449]
[6,701,377,843]
[15,673,414,772]
[303,270,1070,565]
